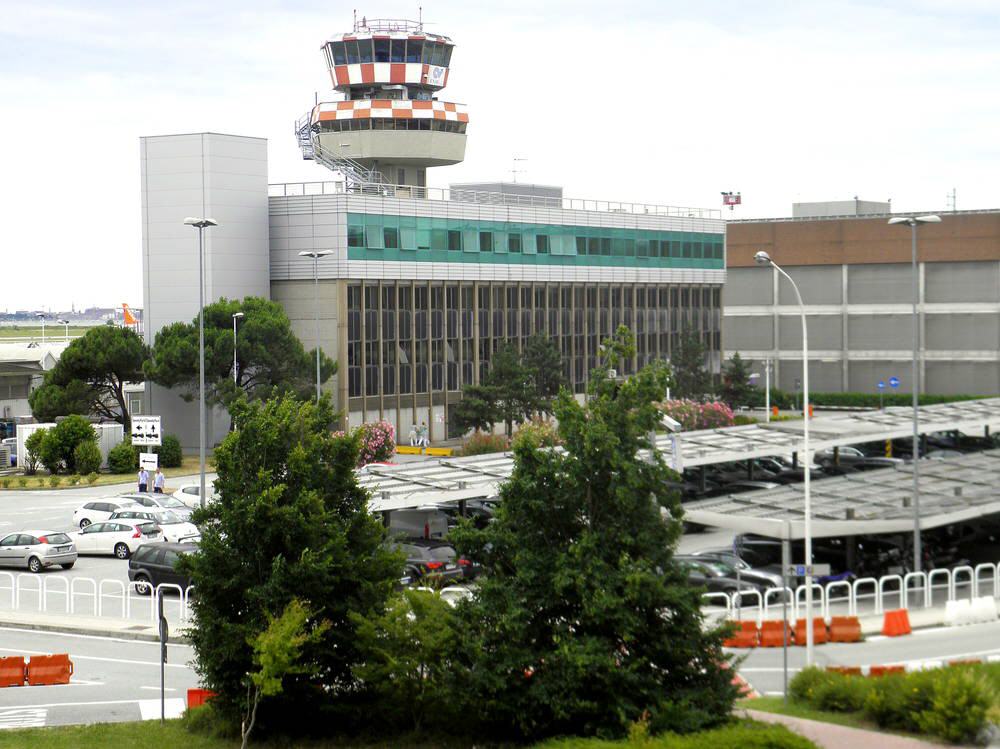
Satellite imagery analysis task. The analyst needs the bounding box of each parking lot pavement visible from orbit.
[0,626,199,727]
[735,619,1000,695]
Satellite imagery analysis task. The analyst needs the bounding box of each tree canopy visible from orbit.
[28,326,148,431]
[719,352,756,409]
[182,394,399,733]
[144,296,336,409]
[670,329,714,400]
[450,326,737,740]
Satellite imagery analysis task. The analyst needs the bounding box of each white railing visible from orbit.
[704,562,1000,625]
[0,574,193,626]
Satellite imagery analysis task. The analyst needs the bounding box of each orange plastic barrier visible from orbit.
[869,665,905,677]
[187,688,218,709]
[793,617,829,646]
[723,620,759,648]
[0,657,26,688]
[759,620,792,647]
[949,659,982,667]
[826,665,862,676]
[25,654,72,686]
[881,608,912,637]
[829,616,863,643]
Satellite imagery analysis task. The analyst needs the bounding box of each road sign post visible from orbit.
[877,380,885,411]
[157,590,168,724]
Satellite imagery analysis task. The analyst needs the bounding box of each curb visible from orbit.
[0,616,191,645]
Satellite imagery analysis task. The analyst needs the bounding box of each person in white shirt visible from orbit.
[153,468,166,494]
[137,468,149,492]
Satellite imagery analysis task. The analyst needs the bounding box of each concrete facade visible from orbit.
[140,133,270,448]
[724,210,1000,396]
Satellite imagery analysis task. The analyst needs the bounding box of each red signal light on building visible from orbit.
[722,191,741,209]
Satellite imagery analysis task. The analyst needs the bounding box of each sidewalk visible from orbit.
[744,709,944,748]
[0,610,191,643]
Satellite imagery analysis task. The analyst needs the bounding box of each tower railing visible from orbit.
[352,17,425,33]
[268,180,722,219]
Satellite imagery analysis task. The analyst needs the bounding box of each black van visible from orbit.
[128,542,195,595]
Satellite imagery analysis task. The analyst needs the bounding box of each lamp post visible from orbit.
[232,312,244,385]
[887,214,941,574]
[35,313,45,343]
[298,250,333,401]
[755,250,814,666]
[183,217,218,510]
[57,319,69,339]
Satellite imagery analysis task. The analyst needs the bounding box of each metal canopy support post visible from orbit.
[782,522,790,703]
[910,221,922,573]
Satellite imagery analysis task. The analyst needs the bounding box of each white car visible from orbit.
[72,499,142,529]
[109,509,200,544]
[171,482,218,509]
[117,492,194,520]
[69,520,164,559]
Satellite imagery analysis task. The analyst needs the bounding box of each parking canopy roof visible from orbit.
[361,398,1000,516]
[683,449,1000,540]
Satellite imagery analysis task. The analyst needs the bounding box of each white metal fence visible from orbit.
[0,572,194,626]
[701,561,1000,623]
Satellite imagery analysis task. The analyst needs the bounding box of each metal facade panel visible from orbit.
[847,264,913,304]
[925,261,999,303]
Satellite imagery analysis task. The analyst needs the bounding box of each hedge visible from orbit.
[535,720,816,748]
[741,389,990,410]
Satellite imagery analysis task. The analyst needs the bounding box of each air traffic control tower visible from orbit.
[296,16,468,188]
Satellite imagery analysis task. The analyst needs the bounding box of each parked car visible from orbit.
[685,550,785,590]
[390,539,467,583]
[109,509,200,543]
[0,530,77,572]
[676,557,767,595]
[72,499,141,529]
[128,542,195,595]
[117,492,194,520]
[171,482,218,509]
[69,520,163,559]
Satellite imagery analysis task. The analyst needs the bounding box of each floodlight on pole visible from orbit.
[887,214,941,574]
[35,313,46,344]
[232,312,245,386]
[755,249,814,666]
[183,216,218,510]
[57,319,70,339]
[298,250,334,401]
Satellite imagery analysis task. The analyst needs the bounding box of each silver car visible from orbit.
[0,530,77,572]
[117,492,194,520]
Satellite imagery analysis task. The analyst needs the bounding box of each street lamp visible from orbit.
[57,319,69,339]
[232,312,244,386]
[749,359,772,422]
[887,214,941,574]
[35,313,45,343]
[298,250,333,401]
[183,216,218,510]
[755,250,815,666]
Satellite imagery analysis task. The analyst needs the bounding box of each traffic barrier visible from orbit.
[971,596,998,624]
[881,608,912,637]
[759,620,791,647]
[868,665,905,677]
[826,665,862,676]
[25,654,72,686]
[187,688,218,709]
[949,658,982,667]
[425,447,453,457]
[723,620,759,648]
[0,656,26,687]
[828,615,862,643]
[395,446,422,455]
[793,617,829,645]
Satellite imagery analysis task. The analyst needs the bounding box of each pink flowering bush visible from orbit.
[660,399,735,431]
[345,420,396,466]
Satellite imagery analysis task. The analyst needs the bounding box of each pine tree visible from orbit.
[671,329,713,400]
[483,342,537,435]
[719,352,756,409]
[522,333,567,415]
[451,326,738,740]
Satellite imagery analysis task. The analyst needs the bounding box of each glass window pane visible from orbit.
[509,233,521,253]
[406,40,423,63]
[374,38,390,62]
[448,230,462,251]
[346,40,360,65]
[443,46,453,66]
[479,231,493,252]
[365,225,384,249]
[358,39,374,64]
[390,39,405,62]
[348,223,365,247]
[332,42,347,66]
[536,234,549,254]
[431,228,448,251]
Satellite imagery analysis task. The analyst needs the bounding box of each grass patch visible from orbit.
[0,325,92,340]
[0,456,213,491]
[741,696,875,730]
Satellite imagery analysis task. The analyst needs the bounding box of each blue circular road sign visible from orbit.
[877,381,885,390]
[889,376,900,389]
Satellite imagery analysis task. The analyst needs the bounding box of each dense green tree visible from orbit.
[670,329,713,400]
[181,394,400,733]
[450,384,499,435]
[719,352,756,409]
[38,415,97,474]
[29,327,148,432]
[144,297,336,410]
[521,334,567,415]
[483,342,537,436]
[450,326,738,741]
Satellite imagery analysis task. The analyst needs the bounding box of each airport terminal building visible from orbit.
[141,18,725,446]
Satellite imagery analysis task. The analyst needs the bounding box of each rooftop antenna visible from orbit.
[721,191,741,211]
[511,156,527,184]
[947,187,957,212]
[419,6,423,30]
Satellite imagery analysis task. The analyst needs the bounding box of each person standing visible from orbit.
[137,467,149,493]
[153,467,165,494]
[419,421,430,448]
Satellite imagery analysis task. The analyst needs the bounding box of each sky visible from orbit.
[1,0,999,312]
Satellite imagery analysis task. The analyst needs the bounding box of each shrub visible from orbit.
[73,440,102,476]
[17,477,27,488]
[37,416,97,474]
[24,429,46,475]
[536,720,816,748]
[917,669,995,744]
[461,431,508,456]
[0,478,10,489]
[36,477,46,487]
[67,474,81,486]
[107,439,138,474]
[513,417,562,450]
[355,420,395,466]
[48,475,62,488]
[660,400,735,431]
[732,414,758,426]
[812,673,870,713]
[788,666,833,704]
[863,673,910,729]
[85,472,99,485]
[153,434,183,468]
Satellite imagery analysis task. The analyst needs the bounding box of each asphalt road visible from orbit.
[0,626,199,727]
[735,619,1000,695]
